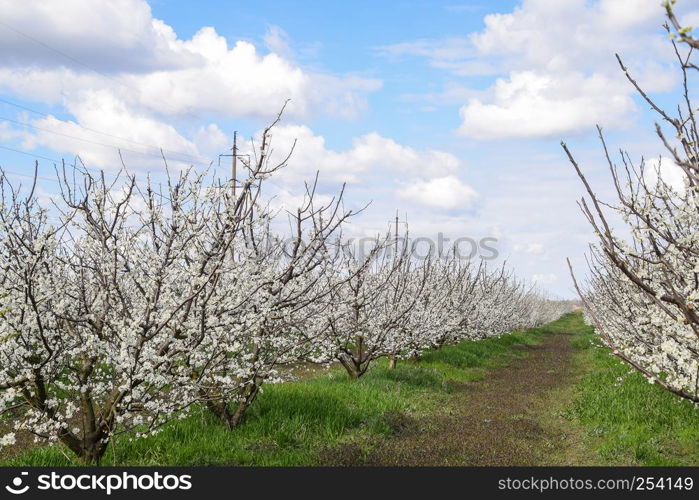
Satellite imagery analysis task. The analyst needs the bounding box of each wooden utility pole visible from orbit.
[219,131,248,198]
[232,131,238,197]
[388,210,404,371]
[389,211,409,259]
[395,211,399,256]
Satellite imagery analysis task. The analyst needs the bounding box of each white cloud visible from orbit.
[459,0,683,139]
[192,123,229,157]
[0,0,196,73]
[378,0,696,139]
[397,176,477,210]
[531,273,557,285]
[13,89,205,171]
[252,125,462,185]
[470,0,665,73]
[458,71,635,139]
[643,156,687,193]
[0,0,384,172]
[267,187,335,215]
[264,25,294,61]
[0,0,380,121]
[0,121,24,142]
[513,242,545,255]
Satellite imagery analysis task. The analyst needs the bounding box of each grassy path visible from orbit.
[323,312,699,466]
[330,322,593,465]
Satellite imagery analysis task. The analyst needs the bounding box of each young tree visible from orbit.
[385,254,459,366]
[564,3,699,402]
[193,176,354,428]
[315,237,416,378]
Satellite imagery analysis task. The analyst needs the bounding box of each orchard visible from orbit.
[1,0,698,468]
[0,115,569,463]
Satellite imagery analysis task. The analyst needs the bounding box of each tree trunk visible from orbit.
[388,355,397,369]
[58,428,109,465]
[228,380,261,428]
[339,354,367,378]
[82,441,108,465]
[205,378,262,429]
[206,399,234,427]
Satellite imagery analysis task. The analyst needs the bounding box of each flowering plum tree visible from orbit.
[313,237,423,378]
[564,4,699,402]
[0,106,573,464]
[0,112,353,459]
[192,176,354,428]
[0,163,250,463]
[317,236,570,378]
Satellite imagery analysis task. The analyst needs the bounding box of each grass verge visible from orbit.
[569,314,699,466]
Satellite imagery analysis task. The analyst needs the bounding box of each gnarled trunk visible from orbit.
[58,428,109,465]
[205,377,263,429]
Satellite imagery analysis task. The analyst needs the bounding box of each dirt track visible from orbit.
[324,333,593,466]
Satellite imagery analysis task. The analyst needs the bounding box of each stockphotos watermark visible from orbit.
[277,233,499,261]
[4,470,192,495]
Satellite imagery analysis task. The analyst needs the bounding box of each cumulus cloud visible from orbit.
[9,89,207,171]
[251,125,463,185]
[0,0,196,73]
[378,0,696,139]
[469,0,667,75]
[455,0,681,139]
[0,0,385,172]
[0,0,380,121]
[397,176,477,210]
[458,71,635,139]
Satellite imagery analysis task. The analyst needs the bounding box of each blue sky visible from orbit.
[0,0,697,297]
[151,0,516,149]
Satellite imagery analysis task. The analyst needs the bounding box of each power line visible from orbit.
[0,115,214,167]
[0,144,89,182]
[0,96,214,164]
[0,20,192,120]
[0,20,110,78]
[0,20,300,200]
[0,167,59,184]
[0,144,67,165]
[0,144,310,215]
[0,145,233,187]
[0,20,222,168]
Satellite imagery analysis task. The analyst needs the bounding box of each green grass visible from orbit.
[8,312,694,466]
[569,313,699,466]
[2,326,545,466]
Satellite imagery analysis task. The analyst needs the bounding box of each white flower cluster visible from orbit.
[311,241,571,378]
[0,131,357,460]
[0,128,570,464]
[0,433,15,447]
[567,15,699,403]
